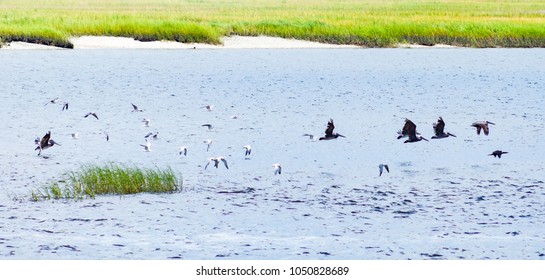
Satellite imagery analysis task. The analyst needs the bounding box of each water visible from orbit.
[0,48,544,259]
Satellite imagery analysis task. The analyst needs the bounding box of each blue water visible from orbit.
[0,48,544,259]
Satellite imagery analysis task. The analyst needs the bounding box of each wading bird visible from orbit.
[399,119,428,143]
[379,164,389,176]
[431,117,456,139]
[35,131,61,156]
[205,157,229,170]
[471,121,495,135]
[319,119,345,140]
[272,163,282,175]
[489,150,508,158]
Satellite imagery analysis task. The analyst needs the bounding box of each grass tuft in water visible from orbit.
[31,163,182,201]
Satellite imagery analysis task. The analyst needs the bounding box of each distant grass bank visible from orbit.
[1,0,545,48]
[31,163,182,201]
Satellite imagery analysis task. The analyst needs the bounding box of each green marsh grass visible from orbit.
[31,163,182,201]
[1,0,545,48]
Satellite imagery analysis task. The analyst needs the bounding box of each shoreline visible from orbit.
[0,35,461,50]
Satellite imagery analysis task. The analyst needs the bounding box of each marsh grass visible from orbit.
[31,163,182,201]
[1,0,545,48]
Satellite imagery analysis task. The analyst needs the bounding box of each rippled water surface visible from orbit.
[0,48,544,259]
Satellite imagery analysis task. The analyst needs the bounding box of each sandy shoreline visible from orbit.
[0,35,459,50]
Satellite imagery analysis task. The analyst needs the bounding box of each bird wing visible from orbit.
[40,131,51,148]
[379,164,383,176]
[62,103,69,111]
[221,158,229,169]
[325,119,335,136]
[434,117,445,135]
[204,160,211,170]
[132,103,138,110]
[403,119,418,140]
[483,124,489,135]
[384,164,389,173]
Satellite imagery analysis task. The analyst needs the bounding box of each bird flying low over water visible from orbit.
[179,146,187,156]
[203,105,214,111]
[203,139,213,152]
[142,118,151,127]
[272,163,282,175]
[379,164,389,176]
[144,132,159,140]
[471,121,495,135]
[319,119,345,140]
[489,150,508,158]
[70,132,79,139]
[432,117,456,139]
[243,145,252,157]
[201,124,213,131]
[100,130,109,141]
[140,141,152,152]
[399,118,428,143]
[131,103,143,112]
[303,134,316,142]
[205,157,229,170]
[45,98,68,111]
[84,112,99,120]
[35,131,61,156]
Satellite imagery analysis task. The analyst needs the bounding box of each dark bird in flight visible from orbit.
[319,119,345,140]
[399,119,428,143]
[431,117,456,139]
[471,121,495,135]
[489,150,508,158]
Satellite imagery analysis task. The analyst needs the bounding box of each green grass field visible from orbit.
[1,0,544,48]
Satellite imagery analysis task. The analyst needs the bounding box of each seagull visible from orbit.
[131,103,143,112]
[140,141,152,152]
[201,124,214,131]
[204,157,229,169]
[230,115,238,119]
[142,118,151,127]
[303,134,316,142]
[489,150,508,158]
[179,146,187,156]
[203,105,214,111]
[204,139,213,151]
[70,132,79,139]
[44,98,68,111]
[243,145,252,157]
[399,119,428,143]
[431,117,456,139]
[144,132,159,140]
[319,119,345,140]
[472,121,495,135]
[379,164,389,176]
[44,98,60,106]
[35,131,61,156]
[272,163,282,175]
[100,130,109,141]
[84,112,99,120]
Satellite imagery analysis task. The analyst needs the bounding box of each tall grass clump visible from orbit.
[31,163,182,201]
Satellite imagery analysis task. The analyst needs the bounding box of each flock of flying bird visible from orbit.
[34,98,507,177]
